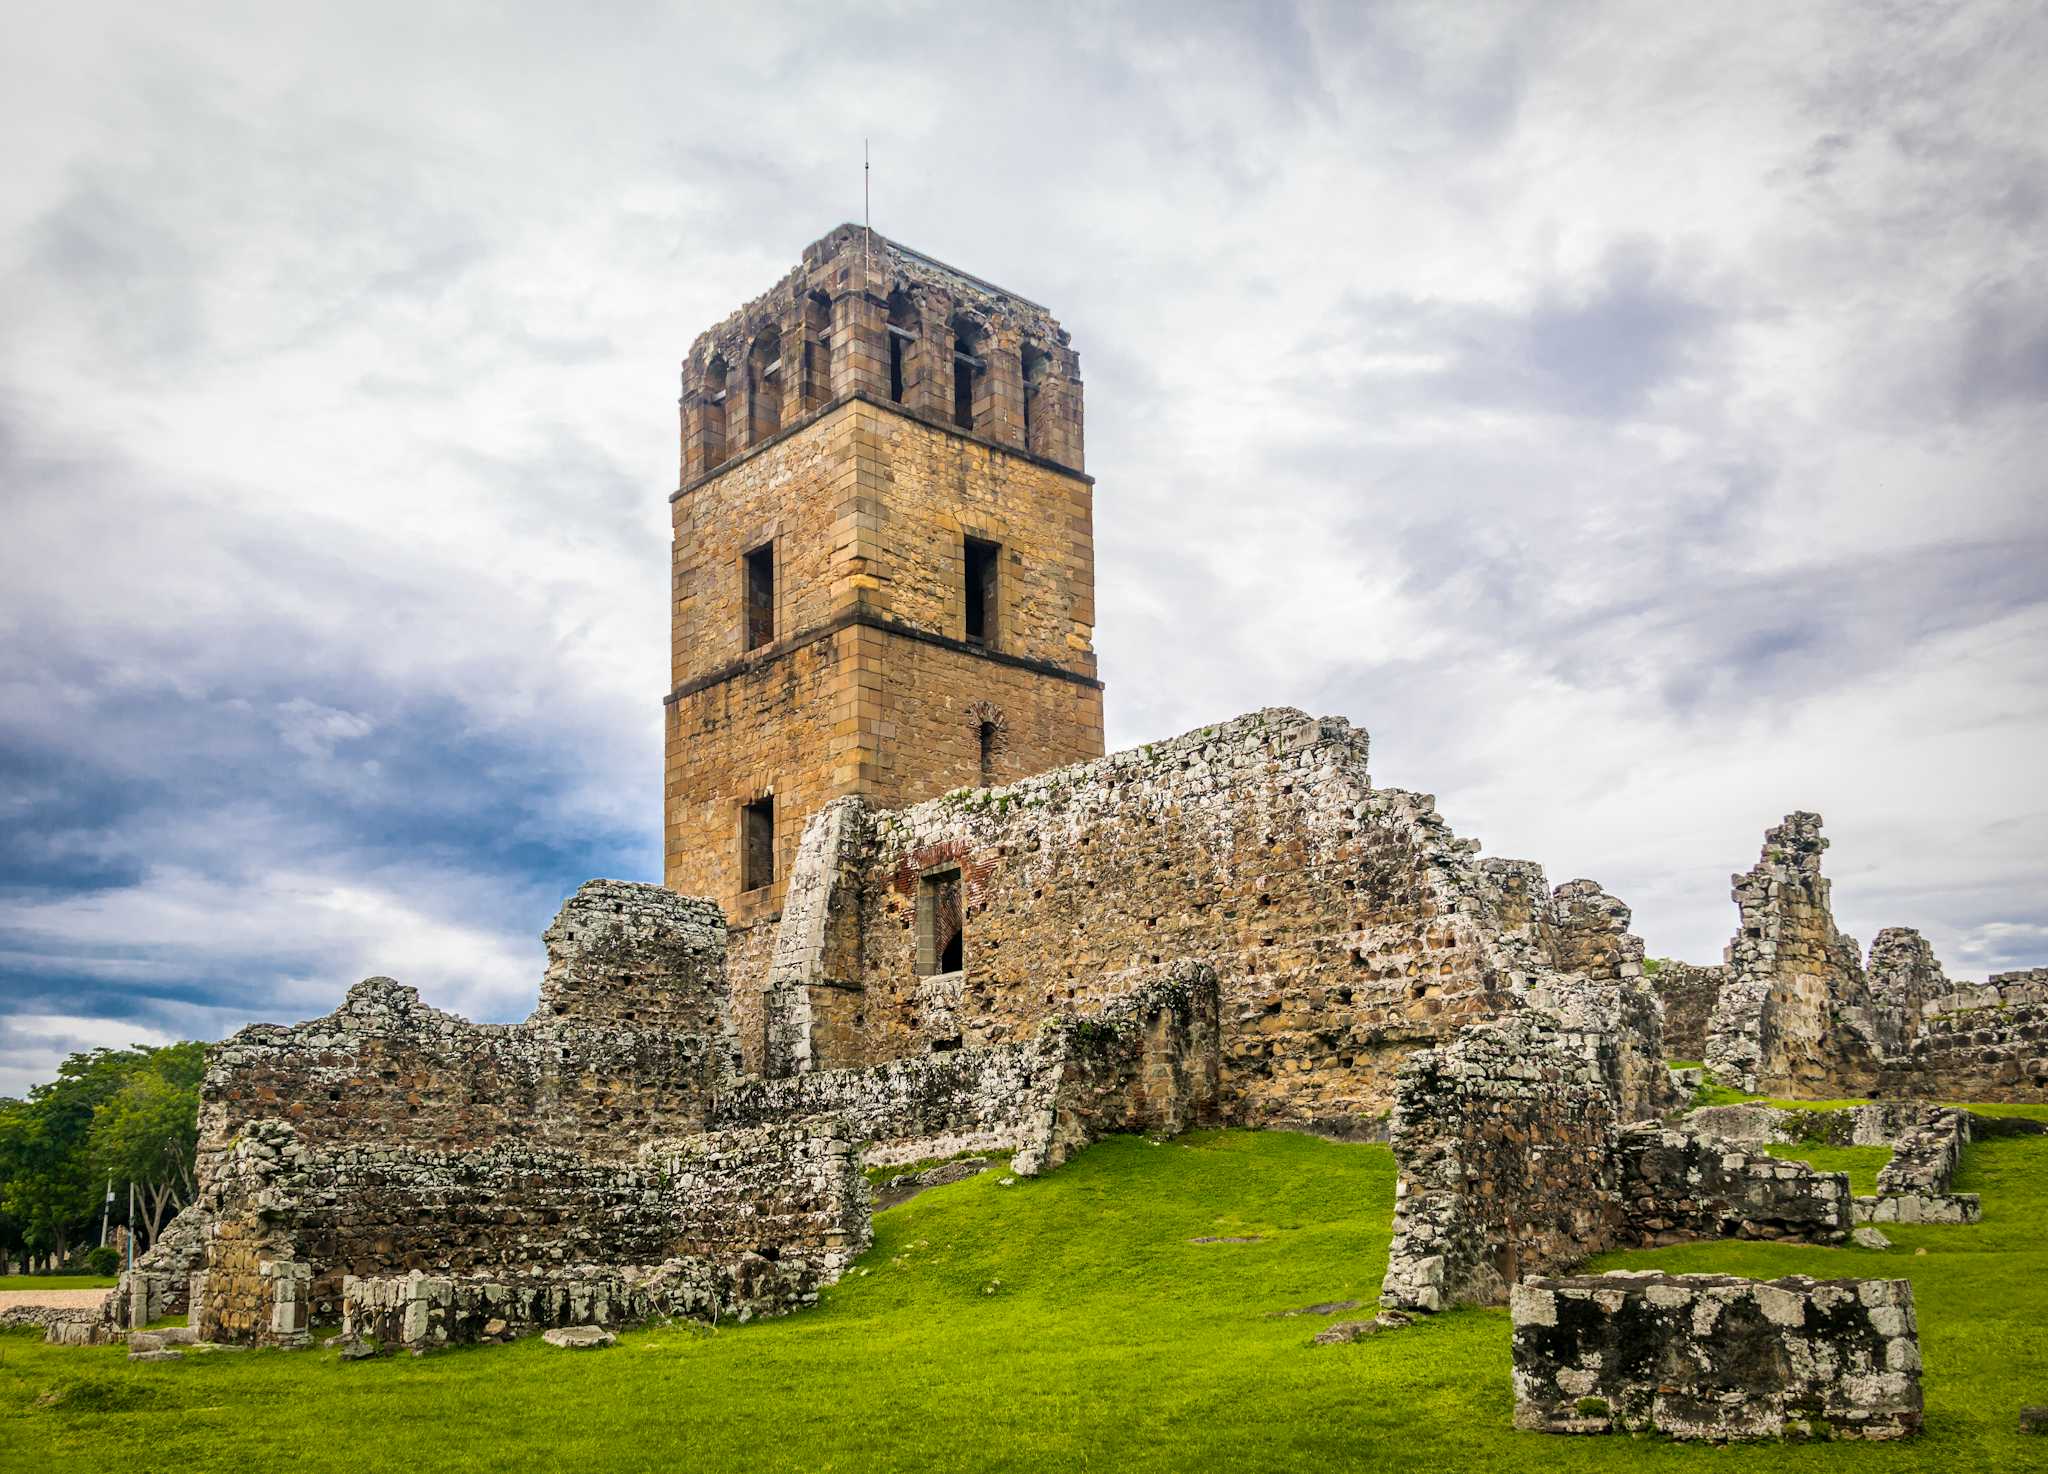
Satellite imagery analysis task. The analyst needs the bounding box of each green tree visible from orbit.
[0,1049,148,1265]
[0,1042,206,1266]
[89,1043,205,1244]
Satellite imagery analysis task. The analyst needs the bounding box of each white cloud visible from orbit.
[0,0,2043,1088]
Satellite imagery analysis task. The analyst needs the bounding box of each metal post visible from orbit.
[126,1181,135,1272]
[99,1178,113,1246]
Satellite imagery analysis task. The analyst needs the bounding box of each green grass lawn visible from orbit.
[1762,1141,1893,1194]
[0,1277,117,1292]
[4,1125,2045,1473]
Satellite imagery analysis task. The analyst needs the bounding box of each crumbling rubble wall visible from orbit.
[199,883,738,1177]
[720,961,1221,1175]
[1378,1015,1623,1314]
[1511,1272,1922,1440]
[760,710,1670,1134]
[1381,1014,1847,1316]
[1878,970,2048,1103]
[1705,813,1881,1097]
[1616,1125,1850,1245]
[196,1116,868,1338]
[1647,962,1728,1061]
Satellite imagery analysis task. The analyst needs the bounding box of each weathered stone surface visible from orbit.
[126,1348,185,1363]
[541,1325,616,1350]
[1646,962,1729,1061]
[1512,1271,1922,1440]
[1706,813,1882,1097]
[2021,1405,2048,1434]
[666,225,1103,963]
[723,962,1221,1176]
[1686,817,2044,1103]
[1381,1015,1847,1316]
[754,709,1673,1136]
[1854,1226,1892,1249]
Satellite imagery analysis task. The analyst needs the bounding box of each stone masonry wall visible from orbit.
[1381,1014,1847,1316]
[1648,962,1729,1061]
[1378,1014,1622,1314]
[720,962,1221,1176]
[199,883,737,1175]
[1511,1272,1922,1440]
[1705,813,1882,1096]
[1878,969,2048,1103]
[761,709,1597,1132]
[1617,1125,1851,1246]
[199,1116,868,1334]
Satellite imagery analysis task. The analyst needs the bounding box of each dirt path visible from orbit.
[0,1288,111,1312]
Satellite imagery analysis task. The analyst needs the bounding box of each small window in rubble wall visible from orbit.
[964,536,998,646]
[744,541,775,650]
[741,795,775,892]
[917,868,964,976]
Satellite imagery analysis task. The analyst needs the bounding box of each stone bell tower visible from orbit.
[663,225,1105,949]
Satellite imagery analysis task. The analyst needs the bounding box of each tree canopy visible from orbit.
[0,1041,206,1268]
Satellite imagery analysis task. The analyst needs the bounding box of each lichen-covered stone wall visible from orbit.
[758,709,1666,1132]
[1706,812,1882,1096]
[1378,1014,1622,1313]
[197,1116,868,1334]
[721,962,1221,1175]
[1647,961,1728,1061]
[1381,1012,1846,1315]
[1878,970,2048,1103]
[1511,1272,1922,1440]
[199,883,737,1175]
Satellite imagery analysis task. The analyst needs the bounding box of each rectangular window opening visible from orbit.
[964,537,998,646]
[741,795,775,892]
[889,334,906,403]
[744,542,775,650]
[916,869,964,976]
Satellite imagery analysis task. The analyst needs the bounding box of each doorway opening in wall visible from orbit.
[741,795,775,892]
[964,536,998,646]
[744,542,775,649]
[917,868,964,975]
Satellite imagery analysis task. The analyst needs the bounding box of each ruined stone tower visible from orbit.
[664,225,1106,949]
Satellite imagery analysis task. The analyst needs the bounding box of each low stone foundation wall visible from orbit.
[340,1257,807,1348]
[1381,1013,1851,1315]
[1617,1125,1851,1246]
[195,1115,868,1340]
[1511,1271,1922,1440]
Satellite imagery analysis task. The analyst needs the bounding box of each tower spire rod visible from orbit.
[863,138,871,264]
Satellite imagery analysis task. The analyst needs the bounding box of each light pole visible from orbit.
[99,1179,114,1247]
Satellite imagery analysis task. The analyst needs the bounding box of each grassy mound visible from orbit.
[3,1125,2045,1472]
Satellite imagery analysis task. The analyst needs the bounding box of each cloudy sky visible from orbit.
[3,1,2044,1093]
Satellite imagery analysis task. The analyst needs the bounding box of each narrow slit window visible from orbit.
[964,537,998,646]
[741,795,775,892]
[889,332,906,402]
[917,869,964,976]
[952,328,981,430]
[744,542,774,649]
[978,720,998,788]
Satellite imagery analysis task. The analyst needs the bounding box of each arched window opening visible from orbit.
[952,319,984,431]
[748,327,782,443]
[701,355,729,470]
[1020,340,1049,452]
[804,290,833,409]
[977,720,998,787]
[887,289,919,405]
